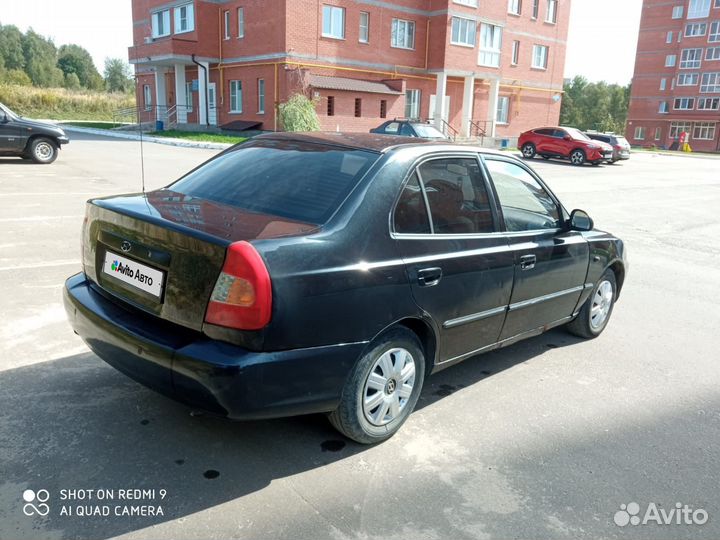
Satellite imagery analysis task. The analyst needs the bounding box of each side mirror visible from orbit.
[0,114,7,124]
[569,209,593,231]
[563,134,571,141]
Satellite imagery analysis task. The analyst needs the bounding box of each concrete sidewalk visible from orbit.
[61,125,234,150]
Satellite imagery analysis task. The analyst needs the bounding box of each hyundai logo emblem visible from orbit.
[120,241,132,253]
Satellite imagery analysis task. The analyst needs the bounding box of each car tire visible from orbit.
[521,143,536,159]
[329,328,425,444]
[570,149,586,166]
[591,161,601,166]
[566,269,617,339]
[29,137,58,164]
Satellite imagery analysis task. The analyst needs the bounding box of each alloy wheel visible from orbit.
[590,280,613,329]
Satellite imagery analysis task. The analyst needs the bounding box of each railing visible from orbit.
[469,119,488,144]
[437,118,459,142]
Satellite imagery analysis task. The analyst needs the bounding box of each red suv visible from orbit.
[518,127,614,166]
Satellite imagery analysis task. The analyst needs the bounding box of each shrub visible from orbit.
[1,69,32,86]
[279,94,320,132]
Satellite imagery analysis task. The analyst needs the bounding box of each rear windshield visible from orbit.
[615,136,629,145]
[169,139,379,224]
[413,124,446,138]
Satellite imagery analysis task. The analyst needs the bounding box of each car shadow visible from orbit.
[0,157,36,165]
[0,327,578,539]
[524,157,608,168]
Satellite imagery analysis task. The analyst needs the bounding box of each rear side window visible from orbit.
[384,122,400,133]
[169,139,378,224]
[394,173,431,234]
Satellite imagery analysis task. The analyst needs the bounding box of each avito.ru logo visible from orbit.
[614,502,708,527]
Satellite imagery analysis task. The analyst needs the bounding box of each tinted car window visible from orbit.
[589,134,610,143]
[394,172,431,234]
[384,122,400,133]
[170,139,378,224]
[413,124,447,139]
[418,158,495,234]
[534,128,553,136]
[399,123,415,136]
[485,159,560,232]
[552,129,567,138]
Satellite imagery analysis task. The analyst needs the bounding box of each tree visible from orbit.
[21,29,63,87]
[0,24,25,70]
[63,72,81,90]
[104,57,132,93]
[1,68,32,86]
[560,76,629,134]
[57,43,103,90]
[279,94,320,132]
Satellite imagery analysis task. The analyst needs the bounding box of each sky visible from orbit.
[1,0,643,85]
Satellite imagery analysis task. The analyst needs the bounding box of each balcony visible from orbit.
[128,36,200,65]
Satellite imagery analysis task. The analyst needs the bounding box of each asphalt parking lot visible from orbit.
[1,132,720,540]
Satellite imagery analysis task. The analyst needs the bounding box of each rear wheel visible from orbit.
[29,137,58,164]
[521,143,536,159]
[329,328,425,444]
[570,149,586,166]
[566,269,616,339]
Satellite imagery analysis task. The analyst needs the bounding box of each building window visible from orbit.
[546,0,558,23]
[707,46,720,60]
[665,54,677,66]
[451,17,476,47]
[680,48,703,68]
[672,5,684,18]
[405,89,420,118]
[673,97,695,109]
[532,0,540,19]
[238,7,245,38]
[479,24,502,67]
[688,0,711,19]
[359,12,369,43]
[660,77,667,90]
[666,30,673,43]
[701,71,720,91]
[698,96,720,109]
[327,96,335,116]
[659,101,669,113]
[174,3,194,34]
[391,18,415,49]
[354,98,362,117]
[508,0,522,15]
[322,5,345,39]
[257,79,265,113]
[496,96,510,124]
[715,0,720,7]
[693,122,716,139]
[532,44,548,69]
[380,100,387,118]
[654,127,662,140]
[143,84,152,110]
[230,80,242,112]
[454,0,478,6]
[151,9,170,38]
[685,23,707,37]
[185,81,193,112]
[223,10,231,39]
[677,72,699,85]
[512,40,520,65]
[634,127,645,140]
[670,121,693,138]
[710,21,720,42]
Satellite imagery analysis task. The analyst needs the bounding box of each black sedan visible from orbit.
[370,119,448,140]
[0,102,69,163]
[64,133,627,444]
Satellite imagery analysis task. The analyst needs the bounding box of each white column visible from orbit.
[197,61,209,126]
[154,68,167,122]
[434,71,447,130]
[174,64,187,124]
[487,78,500,138]
[461,76,475,139]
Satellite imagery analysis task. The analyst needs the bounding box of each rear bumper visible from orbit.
[63,273,365,420]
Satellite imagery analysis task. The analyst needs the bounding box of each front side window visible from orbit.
[451,17,476,47]
[701,71,720,91]
[394,173,431,234]
[322,5,345,39]
[392,18,415,49]
[479,24,502,67]
[230,80,242,112]
[485,159,560,232]
[680,48,702,68]
[546,0,558,23]
[405,89,421,118]
[174,4,194,34]
[532,44,548,69]
[693,122,716,139]
[496,96,510,123]
[151,9,171,38]
[688,0,711,18]
[359,12,369,43]
[418,158,495,234]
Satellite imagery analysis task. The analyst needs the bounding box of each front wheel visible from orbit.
[570,149,586,166]
[329,328,425,444]
[566,269,617,339]
[29,137,58,164]
[521,143,536,159]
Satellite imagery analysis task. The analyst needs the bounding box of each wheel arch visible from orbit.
[24,134,61,153]
[366,316,439,379]
[607,259,626,299]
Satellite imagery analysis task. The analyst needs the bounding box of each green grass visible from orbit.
[149,130,248,144]
[62,121,126,129]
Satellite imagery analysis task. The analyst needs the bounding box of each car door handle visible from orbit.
[417,267,442,287]
[519,254,536,271]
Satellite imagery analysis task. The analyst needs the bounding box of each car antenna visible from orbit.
[134,71,146,194]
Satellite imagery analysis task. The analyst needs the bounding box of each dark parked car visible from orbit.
[64,133,627,443]
[518,126,614,166]
[584,132,631,163]
[371,119,448,140]
[0,102,69,163]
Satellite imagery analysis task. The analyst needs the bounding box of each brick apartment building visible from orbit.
[129,0,569,139]
[627,0,720,152]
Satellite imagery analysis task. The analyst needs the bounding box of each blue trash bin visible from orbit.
[500,138,509,149]
[155,120,164,131]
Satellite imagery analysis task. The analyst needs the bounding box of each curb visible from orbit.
[61,126,233,150]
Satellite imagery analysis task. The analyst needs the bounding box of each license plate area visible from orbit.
[102,250,165,300]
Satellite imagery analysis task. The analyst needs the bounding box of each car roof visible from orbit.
[254,131,435,153]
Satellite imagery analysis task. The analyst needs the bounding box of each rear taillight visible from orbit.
[614,144,622,150]
[204,241,272,330]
